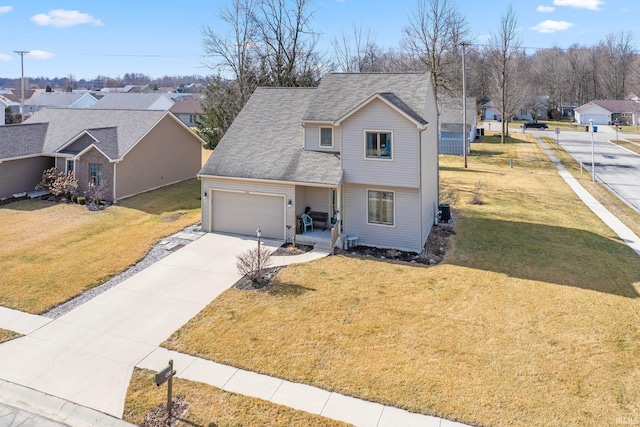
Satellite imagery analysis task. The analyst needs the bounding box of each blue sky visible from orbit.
[0,0,635,81]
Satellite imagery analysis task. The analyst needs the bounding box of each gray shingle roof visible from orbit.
[199,87,342,185]
[378,92,427,126]
[439,96,476,132]
[24,108,167,159]
[89,93,173,110]
[576,99,638,113]
[24,92,88,107]
[303,73,430,123]
[0,123,48,159]
[170,98,204,114]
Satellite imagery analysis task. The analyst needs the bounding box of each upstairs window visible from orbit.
[365,131,392,159]
[320,127,333,147]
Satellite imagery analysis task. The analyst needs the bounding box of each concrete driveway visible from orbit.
[0,233,282,418]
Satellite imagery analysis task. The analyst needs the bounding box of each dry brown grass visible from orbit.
[0,328,21,344]
[0,179,201,314]
[164,135,640,426]
[611,139,640,155]
[123,368,350,427]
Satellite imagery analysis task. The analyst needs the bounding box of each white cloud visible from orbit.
[31,9,103,27]
[537,5,556,12]
[0,53,11,61]
[26,50,55,59]
[530,20,574,33]
[0,6,12,15]
[476,34,490,42]
[553,0,604,11]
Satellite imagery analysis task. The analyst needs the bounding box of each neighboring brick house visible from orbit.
[199,73,439,253]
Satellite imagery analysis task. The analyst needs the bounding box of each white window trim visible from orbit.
[319,126,334,148]
[366,188,396,228]
[65,159,75,175]
[363,130,394,161]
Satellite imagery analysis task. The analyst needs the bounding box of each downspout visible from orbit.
[113,160,120,202]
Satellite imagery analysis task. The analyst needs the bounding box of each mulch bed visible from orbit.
[233,266,285,291]
[335,223,456,265]
[140,397,188,427]
[272,243,314,256]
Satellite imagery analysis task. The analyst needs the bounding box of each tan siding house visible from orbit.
[1,109,204,202]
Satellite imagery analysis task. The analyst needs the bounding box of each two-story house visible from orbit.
[198,73,439,253]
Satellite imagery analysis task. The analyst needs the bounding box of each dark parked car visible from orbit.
[521,120,548,130]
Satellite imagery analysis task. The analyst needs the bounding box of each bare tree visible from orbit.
[332,23,382,72]
[402,0,470,99]
[255,0,321,87]
[600,31,636,99]
[486,5,526,142]
[529,46,569,113]
[202,0,258,107]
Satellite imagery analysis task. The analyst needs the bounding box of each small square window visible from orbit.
[320,127,333,147]
[365,131,392,159]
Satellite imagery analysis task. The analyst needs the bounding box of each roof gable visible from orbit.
[303,73,430,123]
[24,108,167,159]
[334,92,428,128]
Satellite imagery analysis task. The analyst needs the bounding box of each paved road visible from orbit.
[554,127,640,213]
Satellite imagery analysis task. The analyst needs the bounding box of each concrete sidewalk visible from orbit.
[137,347,470,427]
[535,136,640,256]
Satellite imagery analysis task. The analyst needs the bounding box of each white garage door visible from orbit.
[211,190,285,239]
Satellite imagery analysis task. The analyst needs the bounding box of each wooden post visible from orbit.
[167,359,174,418]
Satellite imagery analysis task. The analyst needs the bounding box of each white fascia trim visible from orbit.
[196,173,343,188]
[333,93,428,130]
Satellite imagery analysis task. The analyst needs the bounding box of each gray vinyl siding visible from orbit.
[305,186,330,215]
[201,177,295,242]
[115,115,202,200]
[420,125,439,244]
[340,98,420,188]
[0,156,54,199]
[304,125,341,152]
[342,183,422,253]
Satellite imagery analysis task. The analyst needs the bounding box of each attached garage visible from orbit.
[210,190,285,239]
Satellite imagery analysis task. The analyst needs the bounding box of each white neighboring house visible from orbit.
[575,100,639,125]
[439,96,477,156]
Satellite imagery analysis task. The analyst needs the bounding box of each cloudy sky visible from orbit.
[0,0,633,81]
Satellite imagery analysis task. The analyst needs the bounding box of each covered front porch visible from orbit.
[292,183,341,250]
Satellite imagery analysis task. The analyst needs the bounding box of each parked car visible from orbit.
[521,120,548,130]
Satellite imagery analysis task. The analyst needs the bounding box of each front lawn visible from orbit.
[163,135,640,426]
[123,368,349,427]
[0,179,201,314]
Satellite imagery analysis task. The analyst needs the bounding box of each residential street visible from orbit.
[552,126,640,213]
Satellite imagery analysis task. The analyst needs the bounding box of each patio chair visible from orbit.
[300,213,313,233]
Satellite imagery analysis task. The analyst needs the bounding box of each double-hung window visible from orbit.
[89,163,103,187]
[365,131,392,159]
[66,159,74,175]
[368,190,394,226]
[320,127,333,148]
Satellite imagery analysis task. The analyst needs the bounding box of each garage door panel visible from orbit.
[211,191,284,239]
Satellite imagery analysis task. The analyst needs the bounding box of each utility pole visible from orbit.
[14,51,29,121]
[461,42,468,168]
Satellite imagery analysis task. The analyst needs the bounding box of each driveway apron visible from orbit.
[0,233,282,418]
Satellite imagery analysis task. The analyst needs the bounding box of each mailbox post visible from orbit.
[155,359,176,418]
